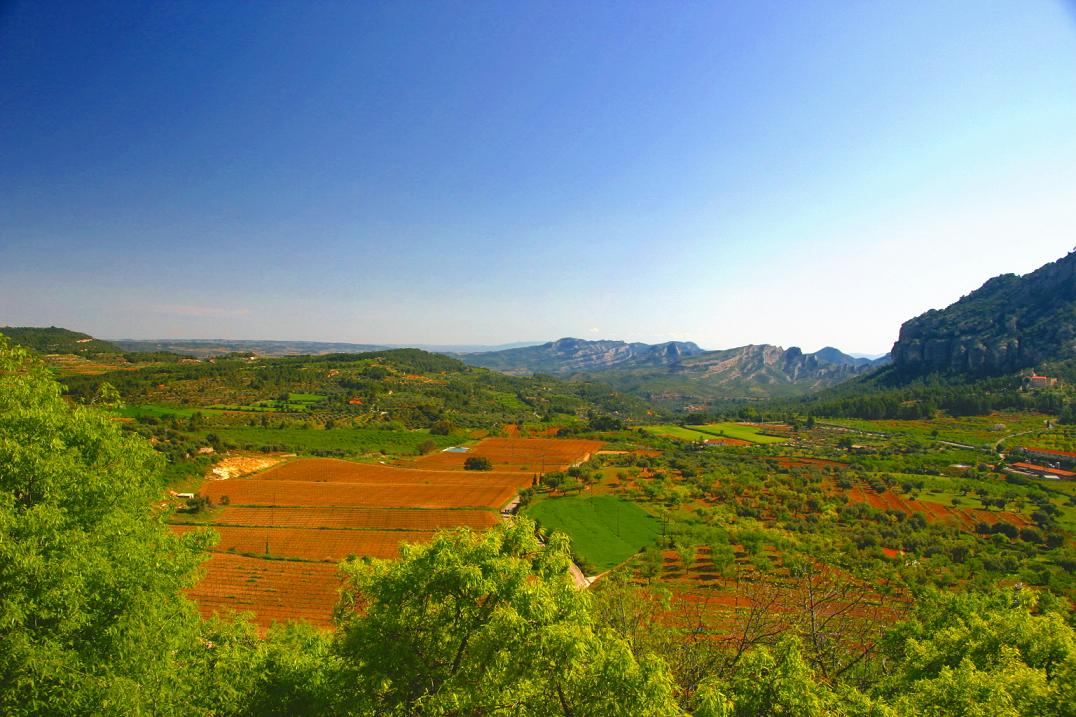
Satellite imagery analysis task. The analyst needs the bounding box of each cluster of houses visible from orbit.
[1009,446,1076,481]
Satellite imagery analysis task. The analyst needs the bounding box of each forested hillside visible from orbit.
[890,249,1076,377]
[0,325,123,355]
[59,347,652,429]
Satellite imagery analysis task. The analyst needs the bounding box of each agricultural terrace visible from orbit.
[200,479,518,510]
[185,554,340,629]
[179,437,597,629]
[823,412,1053,449]
[830,477,1035,531]
[413,437,603,472]
[186,506,500,531]
[1021,423,1076,454]
[541,426,1076,642]
[634,547,902,650]
[252,457,533,489]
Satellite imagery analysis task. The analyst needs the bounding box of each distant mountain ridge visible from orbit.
[891,249,1076,376]
[6,326,888,406]
[461,338,887,405]
[112,338,545,358]
[460,337,707,375]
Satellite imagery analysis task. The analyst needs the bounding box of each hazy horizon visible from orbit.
[99,334,891,357]
[3,2,1075,354]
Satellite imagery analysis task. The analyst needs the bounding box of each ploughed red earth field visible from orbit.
[179,437,601,630]
[204,505,500,531]
[174,524,436,561]
[411,437,604,472]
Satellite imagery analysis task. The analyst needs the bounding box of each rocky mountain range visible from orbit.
[891,249,1076,376]
[461,338,887,405]
[459,338,707,375]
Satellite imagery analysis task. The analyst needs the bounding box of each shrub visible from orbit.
[464,456,493,471]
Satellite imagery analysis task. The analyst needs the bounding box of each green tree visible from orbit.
[333,519,683,715]
[463,455,493,471]
[721,637,840,717]
[0,336,217,715]
[878,589,1076,716]
[91,380,122,407]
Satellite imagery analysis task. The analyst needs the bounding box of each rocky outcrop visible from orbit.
[461,338,706,375]
[672,344,878,390]
[891,250,1076,375]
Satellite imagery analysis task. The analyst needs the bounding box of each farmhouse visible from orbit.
[1009,461,1076,480]
[1024,373,1058,389]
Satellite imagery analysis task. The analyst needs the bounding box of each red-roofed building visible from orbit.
[1009,461,1076,480]
[1024,373,1058,389]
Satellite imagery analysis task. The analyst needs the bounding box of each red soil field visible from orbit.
[253,457,532,490]
[834,480,1031,531]
[651,554,904,635]
[180,452,560,627]
[201,479,517,510]
[965,508,1031,529]
[206,505,500,531]
[413,437,603,472]
[174,525,432,561]
[188,553,341,630]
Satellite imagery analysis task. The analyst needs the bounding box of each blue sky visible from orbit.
[2,1,1075,353]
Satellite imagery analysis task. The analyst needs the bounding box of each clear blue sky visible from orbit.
[2,1,1075,353]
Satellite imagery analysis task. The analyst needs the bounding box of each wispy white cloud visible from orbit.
[151,304,251,319]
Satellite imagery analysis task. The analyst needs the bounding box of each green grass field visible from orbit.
[526,495,660,572]
[641,422,784,444]
[287,392,326,403]
[207,392,328,413]
[827,413,1053,448]
[116,404,219,420]
[692,422,786,444]
[192,425,456,456]
[640,424,712,441]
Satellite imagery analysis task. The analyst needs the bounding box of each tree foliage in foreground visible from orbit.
[333,520,681,715]
[0,337,215,714]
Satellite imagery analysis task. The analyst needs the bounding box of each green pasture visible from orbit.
[526,495,661,572]
[692,422,786,444]
[191,425,455,456]
[208,392,327,414]
[641,422,784,444]
[641,424,712,441]
[287,392,326,403]
[116,404,218,420]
